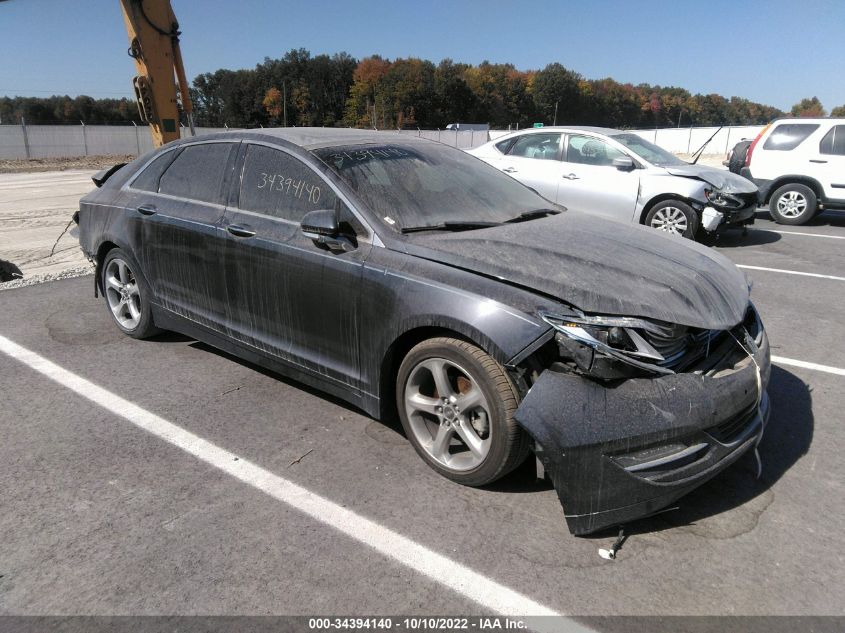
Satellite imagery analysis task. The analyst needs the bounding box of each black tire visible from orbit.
[396,337,530,487]
[101,248,160,339]
[644,199,699,239]
[768,183,818,225]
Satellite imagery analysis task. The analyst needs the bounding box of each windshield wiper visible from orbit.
[400,221,502,234]
[504,208,562,223]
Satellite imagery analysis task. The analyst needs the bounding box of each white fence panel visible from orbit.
[0,123,768,160]
[0,125,27,159]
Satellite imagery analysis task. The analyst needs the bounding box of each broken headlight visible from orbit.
[540,312,675,379]
[704,189,743,209]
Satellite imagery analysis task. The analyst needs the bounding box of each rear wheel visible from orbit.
[396,337,529,486]
[768,183,817,225]
[102,248,160,339]
[645,200,698,239]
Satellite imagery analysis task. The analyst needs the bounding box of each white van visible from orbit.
[742,118,845,224]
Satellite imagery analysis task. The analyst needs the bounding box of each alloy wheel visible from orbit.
[403,357,492,471]
[104,257,142,330]
[776,191,807,218]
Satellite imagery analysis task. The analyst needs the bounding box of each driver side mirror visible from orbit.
[300,208,355,253]
[301,208,339,237]
[612,156,635,171]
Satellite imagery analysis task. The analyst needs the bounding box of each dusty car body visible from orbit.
[468,126,759,239]
[77,129,770,535]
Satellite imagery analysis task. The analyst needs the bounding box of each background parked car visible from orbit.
[742,118,845,225]
[468,126,759,240]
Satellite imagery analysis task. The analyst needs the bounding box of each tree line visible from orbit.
[3,49,844,129]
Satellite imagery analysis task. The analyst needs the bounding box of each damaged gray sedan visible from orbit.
[76,128,770,535]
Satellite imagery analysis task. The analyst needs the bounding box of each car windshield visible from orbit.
[609,133,687,167]
[312,142,556,231]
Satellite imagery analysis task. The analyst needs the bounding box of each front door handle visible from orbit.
[227,224,256,238]
[563,173,580,180]
[809,159,828,163]
[502,166,517,173]
[137,204,157,216]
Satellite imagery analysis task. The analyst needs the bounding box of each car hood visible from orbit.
[663,164,757,193]
[400,212,750,330]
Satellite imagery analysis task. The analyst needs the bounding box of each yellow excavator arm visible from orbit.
[119,0,194,147]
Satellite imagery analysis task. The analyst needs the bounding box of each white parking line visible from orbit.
[772,356,845,377]
[736,265,845,281]
[0,334,567,621]
[759,229,845,240]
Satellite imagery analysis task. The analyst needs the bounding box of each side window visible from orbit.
[495,138,517,154]
[507,133,561,160]
[566,135,626,166]
[239,144,336,222]
[130,149,179,192]
[819,125,845,156]
[762,124,820,151]
[158,143,235,204]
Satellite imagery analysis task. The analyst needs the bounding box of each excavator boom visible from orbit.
[119,0,193,147]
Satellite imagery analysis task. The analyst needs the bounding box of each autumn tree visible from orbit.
[262,87,283,123]
[832,104,845,117]
[791,97,826,118]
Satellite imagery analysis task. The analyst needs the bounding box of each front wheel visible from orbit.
[768,183,817,225]
[396,337,529,487]
[645,200,699,239]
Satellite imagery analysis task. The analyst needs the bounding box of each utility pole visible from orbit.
[283,82,287,127]
[553,100,559,126]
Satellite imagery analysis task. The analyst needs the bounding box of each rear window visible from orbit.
[819,125,845,156]
[762,124,820,151]
[158,143,236,204]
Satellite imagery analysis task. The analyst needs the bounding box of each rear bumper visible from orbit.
[515,329,771,535]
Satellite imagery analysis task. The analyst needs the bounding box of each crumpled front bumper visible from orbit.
[514,329,771,535]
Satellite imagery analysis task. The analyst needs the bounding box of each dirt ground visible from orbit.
[0,170,96,289]
[0,155,135,174]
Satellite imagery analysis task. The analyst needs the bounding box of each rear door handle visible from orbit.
[810,159,828,163]
[563,173,580,180]
[502,166,517,173]
[137,204,157,216]
[227,224,256,238]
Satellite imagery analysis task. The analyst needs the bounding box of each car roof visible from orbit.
[177,127,430,151]
[769,117,845,124]
[504,125,625,136]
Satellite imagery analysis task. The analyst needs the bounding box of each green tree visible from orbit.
[829,104,845,117]
[531,63,581,125]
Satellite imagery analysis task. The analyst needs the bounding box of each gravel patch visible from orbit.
[0,264,94,291]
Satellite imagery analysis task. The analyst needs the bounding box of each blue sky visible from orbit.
[1,0,843,112]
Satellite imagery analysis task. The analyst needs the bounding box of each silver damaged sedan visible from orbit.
[468,126,759,239]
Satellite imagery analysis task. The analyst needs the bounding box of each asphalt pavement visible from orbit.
[0,207,843,623]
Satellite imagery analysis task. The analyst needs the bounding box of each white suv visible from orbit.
[742,118,845,225]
